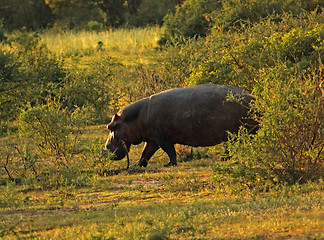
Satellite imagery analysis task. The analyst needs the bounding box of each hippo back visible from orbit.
[143,84,255,147]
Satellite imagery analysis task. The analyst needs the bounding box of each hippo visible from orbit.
[105,84,258,167]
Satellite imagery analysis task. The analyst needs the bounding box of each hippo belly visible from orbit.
[144,85,253,147]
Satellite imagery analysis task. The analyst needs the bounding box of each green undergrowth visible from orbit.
[1,141,323,239]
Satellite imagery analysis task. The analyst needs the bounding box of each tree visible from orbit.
[95,0,126,27]
[0,0,53,31]
[46,0,103,29]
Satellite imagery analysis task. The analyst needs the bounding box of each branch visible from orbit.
[319,80,324,99]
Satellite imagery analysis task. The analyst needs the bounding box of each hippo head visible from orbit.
[105,113,131,160]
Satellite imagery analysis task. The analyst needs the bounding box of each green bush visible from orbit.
[159,0,221,44]
[59,55,120,122]
[0,19,6,42]
[8,33,66,86]
[0,33,66,125]
[86,21,103,31]
[87,141,114,176]
[187,12,324,89]
[0,0,53,31]
[160,0,324,45]
[0,50,21,122]
[16,100,96,189]
[126,0,176,27]
[160,38,207,81]
[18,101,89,164]
[214,66,324,187]
[213,66,324,189]
[210,0,324,30]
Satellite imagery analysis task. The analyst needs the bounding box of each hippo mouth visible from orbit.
[111,146,128,160]
[105,138,131,161]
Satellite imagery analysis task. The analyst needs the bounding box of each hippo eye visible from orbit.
[108,122,120,131]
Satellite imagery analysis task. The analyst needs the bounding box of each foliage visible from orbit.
[213,67,323,189]
[87,141,114,176]
[18,100,89,164]
[126,0,176,27]
[0,0,179,30]
[1,0,324,222]
[0,0,53,31]
[210,0,324,31]
[159,0,324,45]
[0,20,6,42]
[15,101,105,189]
[46,0,103,30]
[96,0,127,27]
[0,33,66,126]
[86,21,104,31]
[159,0,220,44]
[188,13,324,88]
[59,55,119,122]
[0,50,20,107]
[118,63,184,104]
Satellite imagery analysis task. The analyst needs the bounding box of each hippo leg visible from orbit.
[138,141,159,167]
[221,148,231,161]
[159,142,177,167]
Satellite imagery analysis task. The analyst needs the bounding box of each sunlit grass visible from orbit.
[1,169,323,239]
[40,26,163,57]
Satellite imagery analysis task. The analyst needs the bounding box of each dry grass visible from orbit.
[40,26,162,58]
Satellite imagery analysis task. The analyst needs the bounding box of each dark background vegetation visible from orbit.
[0,0,184,30]
[0,0,323,191]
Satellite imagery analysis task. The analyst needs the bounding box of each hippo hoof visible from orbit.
[138,160,148,167]
[221,156,231,161]
[164,162,177,167]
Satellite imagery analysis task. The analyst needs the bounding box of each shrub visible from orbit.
[1,33,66,125]
[213,66,324,189]
[87,141,114,176]
[8,33,66,86]
[18,100,89,165]
[0,0,53,31]
[210,0,324,30]
[126,0,176,27]
[0,50,21,123]
[86,21,103,31]
[166,10,324,188]
[187,12,324,89]
[0,19,6,42]
[59,55,119,122]
[16,100,96,189]
[160,0,324,45]
[159,0,221,44]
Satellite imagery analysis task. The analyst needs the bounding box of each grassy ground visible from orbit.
[1,126,323,240]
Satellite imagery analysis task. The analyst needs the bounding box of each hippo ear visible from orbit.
[114,113,120,120]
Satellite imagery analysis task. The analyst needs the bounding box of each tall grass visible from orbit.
[40,26,163,57]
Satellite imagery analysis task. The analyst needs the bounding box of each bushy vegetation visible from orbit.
[159,0,221,44]
[0,0,181,31]
[160,0,324,44]
[0,1,324,238]
[159,2,324,188]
